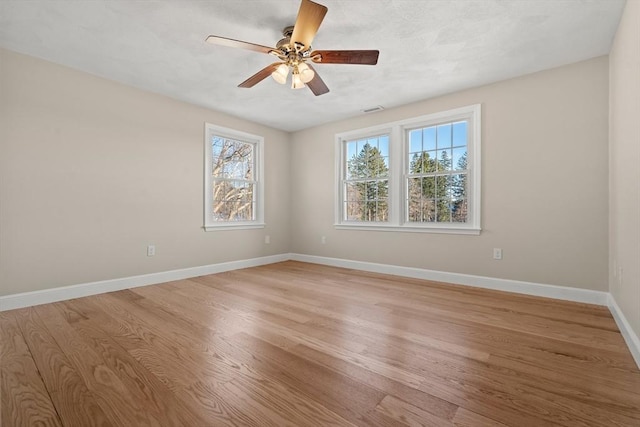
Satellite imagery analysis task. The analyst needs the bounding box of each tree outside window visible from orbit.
[344,136,389,222]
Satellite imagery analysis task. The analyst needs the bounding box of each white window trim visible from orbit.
[335,104,481,235]
[204,123,265,231]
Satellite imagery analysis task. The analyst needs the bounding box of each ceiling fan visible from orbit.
[205,0,379,96]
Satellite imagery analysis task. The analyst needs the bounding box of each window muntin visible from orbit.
[343,135,390,222]
[335,104,480,234]
[204,123,264,230]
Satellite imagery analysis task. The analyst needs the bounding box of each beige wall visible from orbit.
[291,57,610,291]
[609,1,640,337]
[0,48,614,297]
[0,48,291,296]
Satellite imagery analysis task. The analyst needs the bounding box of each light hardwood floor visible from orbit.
[2,261,639,426]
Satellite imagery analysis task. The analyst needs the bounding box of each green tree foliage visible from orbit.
[451,152,467,222]
[347,143,389,221]
[408,150,461,222]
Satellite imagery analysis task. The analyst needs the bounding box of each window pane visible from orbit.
[244,158,253,180]
[436,175,452,198]
[362,181,373,201]
[230,181,244,201]
[237,200,254,221]
[221,161,233,178]
[407,198,421,222]
[379,136,389,157]
[408,153,420,174]
[377,179,389,202]
[437,149,452,171]
[451,173,467,200]
[410,130,422,153]
[452,199,468,222]
[347,141,357,164]
[408,177,421,197]
[423,176,436,198]
[345,182,360,201]
[244,182,254,203]
[437,199,452,222]
[346,202,363,221]
[452,147,467,171]
[424,151,437,173]
[376,201,389,221]
[423,127,436,151]
[423,199,436,222]
[407,178,421,221]
[452,121,467,147]
[212,201,229,220]
[347,156,363,178]
[437,124,452,149]
[212,180,226,201]
[212,150,224,177]
[357,140,367,154]
[379,156,389,177]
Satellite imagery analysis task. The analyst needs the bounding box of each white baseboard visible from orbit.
[2,251,637,369]
[608,294,640,368]
[289,253,609,306]
[291,254,640,368]
[0,253,289,312]
[1,252,608,312]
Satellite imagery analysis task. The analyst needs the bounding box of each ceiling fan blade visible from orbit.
[305,64,329,96]
[206,35,275,55]
[310,50,379,65]
[290,0,328,50]
[238,63,282,88]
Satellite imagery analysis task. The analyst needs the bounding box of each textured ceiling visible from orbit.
[0,0,626,132]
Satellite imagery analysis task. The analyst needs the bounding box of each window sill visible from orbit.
[204,223,265,231]
[334,223,481,235]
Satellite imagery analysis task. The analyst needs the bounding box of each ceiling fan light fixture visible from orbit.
[297,62,315,83]
[291,71,305,89]
[206,0,376,96]
[271,63,289,84]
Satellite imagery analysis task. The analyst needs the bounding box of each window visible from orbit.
[343,134,390,222]
[336,104,481,234]
[406,121,469,224]
[204,123,264,230]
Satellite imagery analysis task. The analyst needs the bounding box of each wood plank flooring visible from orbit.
[1,261,639,426]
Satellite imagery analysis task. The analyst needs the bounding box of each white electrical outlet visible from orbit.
[265,235,271,244]
[493,248,502,260]
[147,245,156,257]
[321,236,326,244]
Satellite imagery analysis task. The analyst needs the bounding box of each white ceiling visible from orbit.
[0,0,625,132]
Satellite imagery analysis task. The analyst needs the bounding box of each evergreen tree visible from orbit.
[451,152,467,222]
[408,150,452,221]
[347,143,389,221]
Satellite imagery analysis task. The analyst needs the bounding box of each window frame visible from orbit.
[204,123,265,231]
[335,104,481,235]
